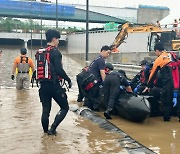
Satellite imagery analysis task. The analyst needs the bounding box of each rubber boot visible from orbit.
[44,130,48,134]
[163,106,171,122]
[48,124,57,136]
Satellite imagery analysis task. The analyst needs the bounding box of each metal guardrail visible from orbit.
[73,23,180,35]
[113,63,141,77]
[74,29,118,34]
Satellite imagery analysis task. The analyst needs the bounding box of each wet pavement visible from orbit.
[0,45,180,154]
[0,89,126,154]
[0,46,126,154]
[110,115,180,154]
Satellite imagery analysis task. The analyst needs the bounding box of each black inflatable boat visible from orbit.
[99,88,151,122]
[114,92,151,122]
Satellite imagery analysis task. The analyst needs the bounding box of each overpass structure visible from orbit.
[0,0,126,24]
[0,0,170,24]
[74,4,170,24]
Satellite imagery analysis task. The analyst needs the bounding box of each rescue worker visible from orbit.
[143,42,174,121]
[173,19,178,35]
[132,60,150,94]
[156,21,161,28]
[76,63,114,103]
[177,92,180,122]
[11,48,34,90]
[76,66,88,102]
[103,70,132,119]
[99,62,114,108]
[38,29,72,135]
[86,45,111,111]
[104,62,114,75]
[173,19,178,27]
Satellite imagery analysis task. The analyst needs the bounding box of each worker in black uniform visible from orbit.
[87,45,111,111]
[76,63,114,103]
[177,92,180,122]
[38,30,72,135]
[103,70,132,119]
[76,66,88,102]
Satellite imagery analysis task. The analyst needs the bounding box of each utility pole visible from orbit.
[56,0,58,28]
[40,2,43,47]
[86,0,89,61]
[30,1,33,58]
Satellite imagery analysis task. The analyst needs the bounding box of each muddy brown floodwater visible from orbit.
[0,45,180,154]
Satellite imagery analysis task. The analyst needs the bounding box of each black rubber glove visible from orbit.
[11,75,15,80]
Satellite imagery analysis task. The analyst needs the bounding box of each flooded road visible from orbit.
[0,46,125,154]
[0,45,180,154]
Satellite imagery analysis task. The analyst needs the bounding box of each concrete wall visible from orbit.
[0,32,45,41]
[119,32,150,52]
[67,31,150,53]
[0,32,67,42]
[64,51,153,66]
[137,8,170,24]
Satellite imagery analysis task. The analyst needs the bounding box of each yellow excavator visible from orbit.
[112,22,180,51]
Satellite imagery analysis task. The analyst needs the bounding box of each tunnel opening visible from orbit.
[27,40,67,47]
[59,40,67,47]
[0,38,24,45]
[27,39,47,47]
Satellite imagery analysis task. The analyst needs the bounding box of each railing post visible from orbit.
[85,0,89,61]
[56,0,58,28]
[24,40,28,49]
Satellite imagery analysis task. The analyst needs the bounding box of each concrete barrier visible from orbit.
[64,51,156,65]
[64,52,142,78]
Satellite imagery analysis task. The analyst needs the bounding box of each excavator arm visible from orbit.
[112,22,162,48]
[112,23,130,48]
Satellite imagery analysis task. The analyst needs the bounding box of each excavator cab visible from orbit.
[148,31,180,52]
